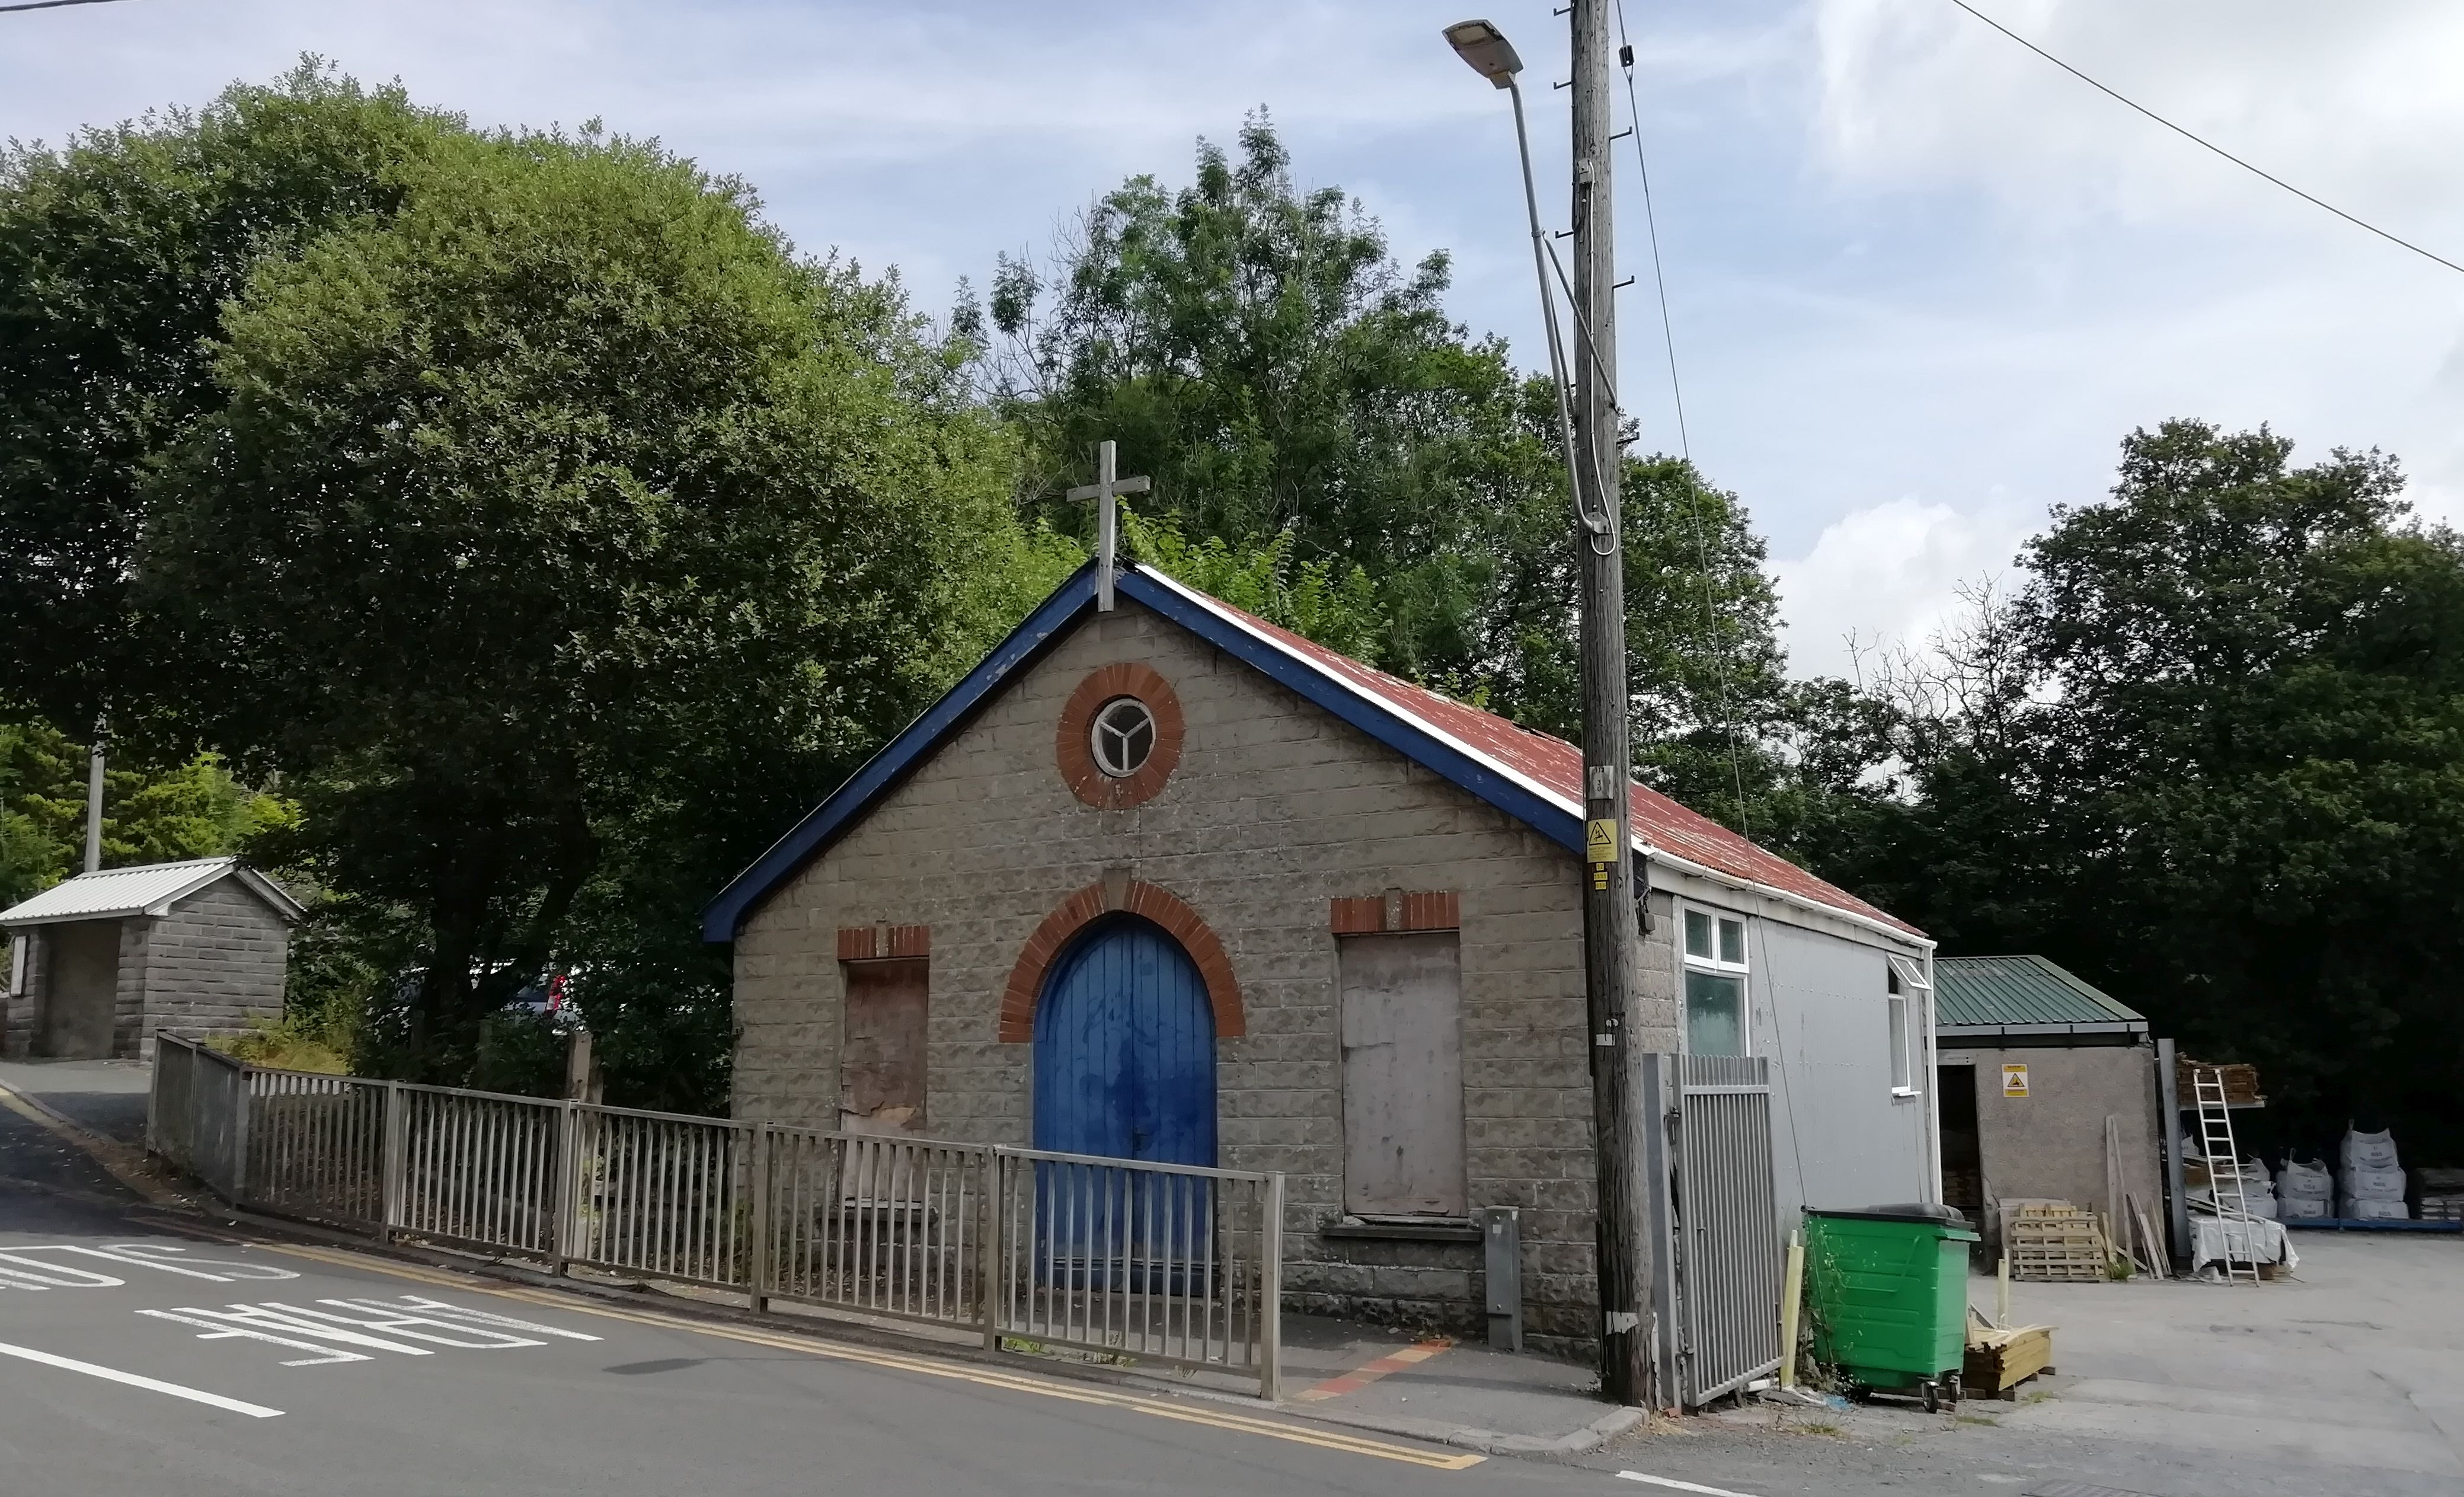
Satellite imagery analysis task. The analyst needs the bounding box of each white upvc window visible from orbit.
[1885,953,1929,1097]
[1680,905,1750,1056]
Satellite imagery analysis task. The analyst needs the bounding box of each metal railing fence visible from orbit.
[145,1036,1281,1396]
[395,1084,564,1257]
[759,1126,989,1330]
[247,1068,387,1229]
[994,1147,1282,1383]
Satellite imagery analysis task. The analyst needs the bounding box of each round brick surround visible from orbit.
[1055,662,1183,809]
[998,879,1243,1042]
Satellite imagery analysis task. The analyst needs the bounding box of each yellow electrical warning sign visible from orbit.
[2002,1063,2031,1099]
[1586,819,1618,863]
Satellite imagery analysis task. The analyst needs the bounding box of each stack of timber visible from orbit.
[2175,1056,2264,1106]
[1964,1308,2056,1400]
[2008,1204,2109,1282]
[2420,1168,2464,1223]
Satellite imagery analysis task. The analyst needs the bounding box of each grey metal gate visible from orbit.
[1663,1054,1782,1406]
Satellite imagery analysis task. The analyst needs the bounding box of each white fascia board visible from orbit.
[1642,847,1936,952]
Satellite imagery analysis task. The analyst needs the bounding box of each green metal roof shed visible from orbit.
[1934,955,2147,1045]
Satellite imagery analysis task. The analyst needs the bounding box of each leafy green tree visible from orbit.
[1857,420,2464,1160]
[965,117,1803,833]
[0,62,461,740]
[1120,509,1383,662]
[0,716,289,906]
[962,115,1565,684]
[142,123,1036,1087]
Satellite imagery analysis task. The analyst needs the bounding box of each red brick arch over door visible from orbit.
[998,879,1244,1042]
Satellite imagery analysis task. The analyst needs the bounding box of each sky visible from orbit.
[7,0,2460,679]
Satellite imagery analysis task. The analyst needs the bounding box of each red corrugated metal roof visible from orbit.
[1145,567,1922,937]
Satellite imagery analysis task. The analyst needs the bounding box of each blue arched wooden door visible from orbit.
[1031,917,1216,1285]
[1032,916,1217,1167]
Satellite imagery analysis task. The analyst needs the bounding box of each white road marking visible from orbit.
[1618,1473,1761,1497]
[269,1302,541,1350]
[0,1338,283,1418]
[143,1304,436,1362]
[136,1295,604,1368]
[350,1295,603,1342]
[138,1307,379,1367]
[85,1244,301,1281]
[0,1243,301,1287]
[0,1251,123,1289]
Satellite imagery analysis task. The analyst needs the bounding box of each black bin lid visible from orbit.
[1805,1202,1973,1227]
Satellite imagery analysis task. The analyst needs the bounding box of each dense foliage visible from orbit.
[2,68,1059,1105]
[962,119,1797,814]
[6,70,2456,1160]
[0,719,287,907]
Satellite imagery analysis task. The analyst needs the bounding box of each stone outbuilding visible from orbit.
[706,562,1939,1359]
[1932,954,2165,1249]
[1,857,303,1060]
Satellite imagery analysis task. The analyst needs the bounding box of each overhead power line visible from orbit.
[1611,0,1758,845]
[1947,0,2464,277]
[0,0,142,11]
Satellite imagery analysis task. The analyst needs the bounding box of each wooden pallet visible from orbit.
[2008,1206,2109,1282]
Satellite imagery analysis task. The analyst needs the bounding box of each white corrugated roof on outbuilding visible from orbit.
[0,857,305,928]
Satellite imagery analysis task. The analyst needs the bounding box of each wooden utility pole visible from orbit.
[83,714,106,874]
[1570,0,1652,1409]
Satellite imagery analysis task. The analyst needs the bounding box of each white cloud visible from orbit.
[1811,0,2464,234]
[1772,493,2035,680]
[7,0,2462,671]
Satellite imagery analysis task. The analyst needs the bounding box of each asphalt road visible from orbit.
[0,1106,1633,1497]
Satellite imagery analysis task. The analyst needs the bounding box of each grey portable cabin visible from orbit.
[1,858,303,1060]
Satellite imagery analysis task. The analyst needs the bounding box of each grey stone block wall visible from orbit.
[4,874,291,1060]
[734,601,1684,1359]
[136,877,291,1056]
[2,928,49,1059]
[1958,1040,2163,1240]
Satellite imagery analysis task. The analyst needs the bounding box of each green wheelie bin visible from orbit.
[1801,1203,1978,1410]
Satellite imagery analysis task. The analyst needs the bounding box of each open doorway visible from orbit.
[37,921,121,1058]
[1938,1063,1983,1224]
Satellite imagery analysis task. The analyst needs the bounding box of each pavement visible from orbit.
[1568,1234,2464,1497]
[1271,1313,1638,1455]
[0,1055,154,1145]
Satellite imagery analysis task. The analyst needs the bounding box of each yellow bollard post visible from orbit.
[1777,1230,1805,1389]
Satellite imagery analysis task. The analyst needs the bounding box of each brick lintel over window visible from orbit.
[1329,890,1460,936]
[836,925,931,962]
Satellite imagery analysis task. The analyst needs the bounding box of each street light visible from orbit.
[1442,18,1522,87]
[1446,12,1652,1410]
[1442,20,1583,533]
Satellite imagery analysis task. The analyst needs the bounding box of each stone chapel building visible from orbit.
[708,562,1939,1358]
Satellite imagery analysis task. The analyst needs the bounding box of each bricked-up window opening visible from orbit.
[840,958,928,1132]
[1338,930,1467,1217]
[1089,697,1156,777]
[1681,905,1749,1058]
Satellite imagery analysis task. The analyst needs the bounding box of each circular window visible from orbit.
[1089,697,1157,777]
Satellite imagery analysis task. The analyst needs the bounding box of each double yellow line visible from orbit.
[246,1239,1485,1471]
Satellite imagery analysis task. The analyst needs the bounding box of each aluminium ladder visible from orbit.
[2191,1066,2262,1284]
